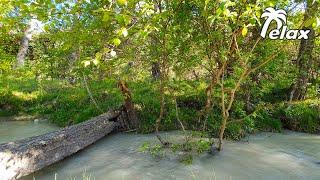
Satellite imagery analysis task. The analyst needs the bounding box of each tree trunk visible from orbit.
[150,0,161,80]
[198,74,216,130]
[118,80,139,130]
[0,110,121,180]
[16,36,30,68]
[290,0,317,100]
[15,20,37,68]
[218,115,228,151]
[155,73,168,146]
[151,62,161,80]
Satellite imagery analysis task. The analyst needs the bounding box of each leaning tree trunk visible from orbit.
[290,0,317,101]
[118,80,139,130]
[15,20,37,68]
[0,109,121,180]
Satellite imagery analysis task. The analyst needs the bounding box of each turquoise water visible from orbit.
[1,121,319,180]
[0,120,58,144]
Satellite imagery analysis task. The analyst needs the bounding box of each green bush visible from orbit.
[276,101,320,133]
[252,110,282,132]
[208,115,255,141]
[1,71,318,137]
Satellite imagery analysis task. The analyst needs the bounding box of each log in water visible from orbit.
[0,110,120,180]
[25,131,320,180]
[1,122,320,179]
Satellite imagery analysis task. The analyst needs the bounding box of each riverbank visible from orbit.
[1,74,320,140]
[0,114,37,121]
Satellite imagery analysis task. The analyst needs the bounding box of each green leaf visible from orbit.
[112,38,121,46]
[204,0,210,10]
[123,15,131,25]
[115,14,131,26]
[305,18,315,27]
[242,26,248,36]
[117,0,127,6]
[223,9,230,16]
[115,15,125,25]
[95,52,102,60]
[102,12,111,22]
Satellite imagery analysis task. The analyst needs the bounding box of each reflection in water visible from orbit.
[1,121,319,180]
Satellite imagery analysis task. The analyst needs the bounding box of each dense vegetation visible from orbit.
[0,0,319,152]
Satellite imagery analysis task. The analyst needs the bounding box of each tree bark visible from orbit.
[151,62,161,80]
[150,0,161,80]
[15,20,37,68]
[0,110,121,180]
[16,35,30,68]
[118,80,139,130]
[290,0,317,100]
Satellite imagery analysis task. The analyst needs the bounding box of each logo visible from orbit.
[260,7,310,40]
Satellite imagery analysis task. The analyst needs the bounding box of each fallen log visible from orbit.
[0,109,121,180]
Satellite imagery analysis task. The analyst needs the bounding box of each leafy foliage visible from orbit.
[0,0,319,154]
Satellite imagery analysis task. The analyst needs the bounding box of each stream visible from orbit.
[1,120,319,180]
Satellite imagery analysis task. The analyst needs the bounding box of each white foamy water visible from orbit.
[1,121,319,180]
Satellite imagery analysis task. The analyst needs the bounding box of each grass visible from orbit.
[0,72,208,131]
[0,74,123,126]
[1,71,319,136]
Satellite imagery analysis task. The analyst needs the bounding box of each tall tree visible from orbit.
[15,19,41,68]
[290,0,319,100]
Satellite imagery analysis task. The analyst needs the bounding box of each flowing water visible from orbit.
[1,121,319,180]
[0,120,59,144]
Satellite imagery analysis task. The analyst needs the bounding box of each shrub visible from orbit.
[276,100,320,133]
[252,110,282,132]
